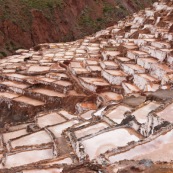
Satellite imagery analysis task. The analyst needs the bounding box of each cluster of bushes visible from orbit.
[21,0,64,9]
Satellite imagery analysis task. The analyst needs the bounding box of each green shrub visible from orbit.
[21,0,64,10]
[0,51,7,57]
[103,3,115,14]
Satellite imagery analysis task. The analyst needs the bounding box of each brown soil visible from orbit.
[0,0,156,57]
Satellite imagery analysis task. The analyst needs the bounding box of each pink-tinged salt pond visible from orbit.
[10,130,52,148]
[0,92,20,99]
[82,128,140,160]
[157,103,173,122]
[31,88,66,97]
[48,120,79,138]
[109,129,173,163]
[37,112,66,128]
[43,157,73,166]
[106,105,132,124]
[0,149,53,168]
[75,123,108,139]
[23,168,63,173]
[3,129,28,143]
[13,96,44,106]
[81,110,95,120]
[132,102,160,123]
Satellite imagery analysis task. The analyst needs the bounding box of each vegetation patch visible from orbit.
[20,0,64,10]
[0,51,7,58]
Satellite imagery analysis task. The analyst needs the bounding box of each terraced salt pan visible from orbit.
[87,65,102,72]
[122,82,140,94]
[82,128,140,160]
[100,61,119,70]
[0,92,20,99]
[38,77,56,83]
[127,50,148,60]
[70,61,83,68]
[11,130,52,148]
[132,102,160,123]
[46,73,68,81]
[8,58,24,63]
[72,68,89,75]
[133,74,159,91]
[102,51,120,60]
[81,77,109,85]
[4,65,23,70]
[137,57,158,70]
[94,106,107,117]
[100,92,123,101]
[37,112,66,128]
[80,77,109,92]
[0,149,53,168]
[75,123,108,139]
[123,44,138,50]
[73,121,90,128]
[54,80,72,87]
[85,60,98,66]
[3,129,28,143]
[151,63,173,80]
[116,57,131,63]
[2,69,16,73]
[109,129,173,163]
[121,64,145,75]
[32,88,66,97]
[23,168,63,173]
[13,96,44,106]
[5,73,28,79]
[102,70,127,85]
[103,70,127,77]
[28,66,50,72]
[0,137,3,151]
[79,102,97,110]
[136,73,158,82]
[58,110,76,119]
[106,105,132,124]
[157,103,173,122]
[48,120,79,138]
[81,110,95,120]
[43,157,72,166]
[0,81,29,89]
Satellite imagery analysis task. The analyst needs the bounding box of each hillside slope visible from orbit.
[0,0,156,57]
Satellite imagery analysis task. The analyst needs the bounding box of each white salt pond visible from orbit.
[132,102,160,123]
[43,157,73,166]
[11,130,52,148]
[82,128,140,160]
[48,120,79,138]
[23,169,63,173]
[0,92,20,99]
[109,129,173,163]
[100,92,123,101]
[81,110,95,120]
[1,149,53,168]
[106,105,132,124]
[13,96,44,106]
[28,66,50,73]
[3,129,28,143]
[157,103,173,122]
[75,123,108,139]
[37,112,66,128]
[58,110,76,119]
[32,88,66,97]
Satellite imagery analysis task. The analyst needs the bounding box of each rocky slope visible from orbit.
[1,0,173,172]
[0,0,156,58]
